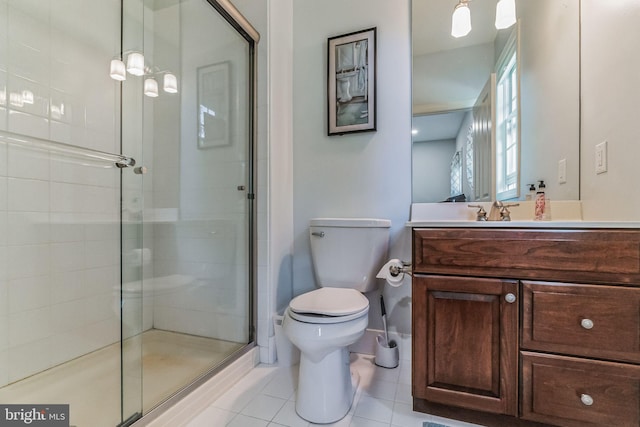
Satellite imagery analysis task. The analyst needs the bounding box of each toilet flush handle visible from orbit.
[311,231,325,237]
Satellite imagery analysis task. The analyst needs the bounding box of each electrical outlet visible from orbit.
[558,158,567,184]
[595,141,608,174]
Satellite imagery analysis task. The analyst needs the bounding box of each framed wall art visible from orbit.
[327,27,377,135]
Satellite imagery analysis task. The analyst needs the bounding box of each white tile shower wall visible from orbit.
[151,220,249,342]
[0,0,122,387]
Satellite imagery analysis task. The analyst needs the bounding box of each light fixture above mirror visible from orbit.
[495,0,516,29]
[109,52,179,97]
[163,73,178,93]
[144,78,159,98]
[451,0,471,38]
[109,58,126,81]
[126,52,145,76]
[451,0,516,38]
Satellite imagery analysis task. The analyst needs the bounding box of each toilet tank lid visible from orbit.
[310,218,391,228]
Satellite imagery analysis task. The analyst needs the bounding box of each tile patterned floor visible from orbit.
[186,354,484,427]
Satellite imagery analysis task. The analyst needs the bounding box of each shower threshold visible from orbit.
[0,329,243,427]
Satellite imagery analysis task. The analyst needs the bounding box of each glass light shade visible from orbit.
[163,73,178,93]
[144,78,159,97]
[495,0,517,29]
[110,59,126,81]
[451,2,472,38]
[126,52,145,76]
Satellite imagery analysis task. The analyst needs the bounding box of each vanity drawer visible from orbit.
[412,228,640,285]
[521,281,640,363]
[521,352,640,427]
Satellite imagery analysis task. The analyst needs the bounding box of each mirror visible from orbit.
[412,0,580,203]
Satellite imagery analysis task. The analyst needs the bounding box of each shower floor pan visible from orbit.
[0,329,243,427]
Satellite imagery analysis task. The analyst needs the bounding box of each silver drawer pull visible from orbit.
[580,318,594,330]
[311,231,325,237]
[504,293,516,304]
[580,393,594,406]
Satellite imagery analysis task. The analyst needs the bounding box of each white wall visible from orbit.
[519,0,580,201]
[581,0,640,220]
[412,140,455,202]
[291,0,412,335]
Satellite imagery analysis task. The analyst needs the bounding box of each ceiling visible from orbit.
[412,0,499,56]
[411,110,468,143]
[411,0,501,142]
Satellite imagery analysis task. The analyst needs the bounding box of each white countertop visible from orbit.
[406,220,640,229]
[408,202,640,229]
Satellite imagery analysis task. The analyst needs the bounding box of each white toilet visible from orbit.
[282,217,391,424]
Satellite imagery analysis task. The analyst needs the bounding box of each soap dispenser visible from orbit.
[525,184,536,201]
[534,180,550,221]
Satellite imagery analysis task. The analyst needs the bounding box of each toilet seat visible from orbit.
[288,288,369,324]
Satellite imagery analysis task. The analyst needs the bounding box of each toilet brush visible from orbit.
[375,294,399,368]
[380,295,389,346]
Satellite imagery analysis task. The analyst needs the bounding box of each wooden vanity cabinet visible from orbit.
[413,275,518,416]
[412,227,640,427]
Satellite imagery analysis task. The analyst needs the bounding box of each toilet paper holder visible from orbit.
[389,261,412,277]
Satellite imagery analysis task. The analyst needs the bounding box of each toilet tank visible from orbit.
[309,218,391,292]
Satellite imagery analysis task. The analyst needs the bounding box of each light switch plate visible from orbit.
[558,158,567,184]
[595,141,607,174]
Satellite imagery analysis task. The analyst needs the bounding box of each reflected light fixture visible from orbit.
[163,73,178,93]
[126,52,145,76]
[495,0,517,29]
[144,78,159,97]
[110,59,126,81]
[451,0,472,38]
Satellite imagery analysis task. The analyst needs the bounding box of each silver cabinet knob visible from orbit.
[581,318,594,330]
[505,293,516,303]
[134,166,148,175]
[580,393,594,406]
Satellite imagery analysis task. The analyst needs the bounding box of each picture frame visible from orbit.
[197,61,231,148]
[327,27,377,136]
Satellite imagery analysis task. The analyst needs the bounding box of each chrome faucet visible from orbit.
[489,201,520,221]
[488,201,504,221]
[468,204,488,221]
[469,201,520,221]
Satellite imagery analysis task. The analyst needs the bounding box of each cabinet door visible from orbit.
[413,275,518,415]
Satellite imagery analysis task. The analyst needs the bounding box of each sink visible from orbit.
[408,201,583,223]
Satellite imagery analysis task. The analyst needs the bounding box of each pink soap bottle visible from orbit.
[534,180,548,221]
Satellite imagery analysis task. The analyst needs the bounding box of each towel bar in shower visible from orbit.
[0,129,136,169]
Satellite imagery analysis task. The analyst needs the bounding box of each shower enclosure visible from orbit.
[0,0,257,426]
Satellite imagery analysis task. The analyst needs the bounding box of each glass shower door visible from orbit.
[0,0,142,426]
[121,0,255,417]
[120,0,145,424]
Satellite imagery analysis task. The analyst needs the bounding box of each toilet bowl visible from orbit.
[282,218,391,424]
[283,288,368,423]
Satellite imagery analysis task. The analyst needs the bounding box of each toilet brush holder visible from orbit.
[374,334,399,368]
